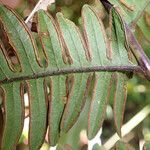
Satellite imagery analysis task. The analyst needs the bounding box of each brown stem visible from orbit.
[124,23,150,81]
[0,66,143,84]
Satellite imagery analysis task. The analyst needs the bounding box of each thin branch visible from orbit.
[0,66,143,84]
[103,105,150,149]
[25,0,55,23]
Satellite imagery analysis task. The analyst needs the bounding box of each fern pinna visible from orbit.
[0,2,147,149]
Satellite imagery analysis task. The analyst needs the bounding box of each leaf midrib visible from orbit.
[0,65,141,84]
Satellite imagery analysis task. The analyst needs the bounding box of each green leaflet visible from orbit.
[113,73,128,137]
[110,8,131,65]
[48,76,66,146]
[0,82,24,150]
[87,72,112,139]
[60,73,89,132]
[56,12,89,67]
[36,10,67,70]
[27,79,47,150]
[82,5,110,66]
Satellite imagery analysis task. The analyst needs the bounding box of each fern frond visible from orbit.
[0,4,139,149]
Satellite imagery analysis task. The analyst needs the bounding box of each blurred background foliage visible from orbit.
[0,0,150,149]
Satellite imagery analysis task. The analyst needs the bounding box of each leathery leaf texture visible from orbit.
[0,4,137,149]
